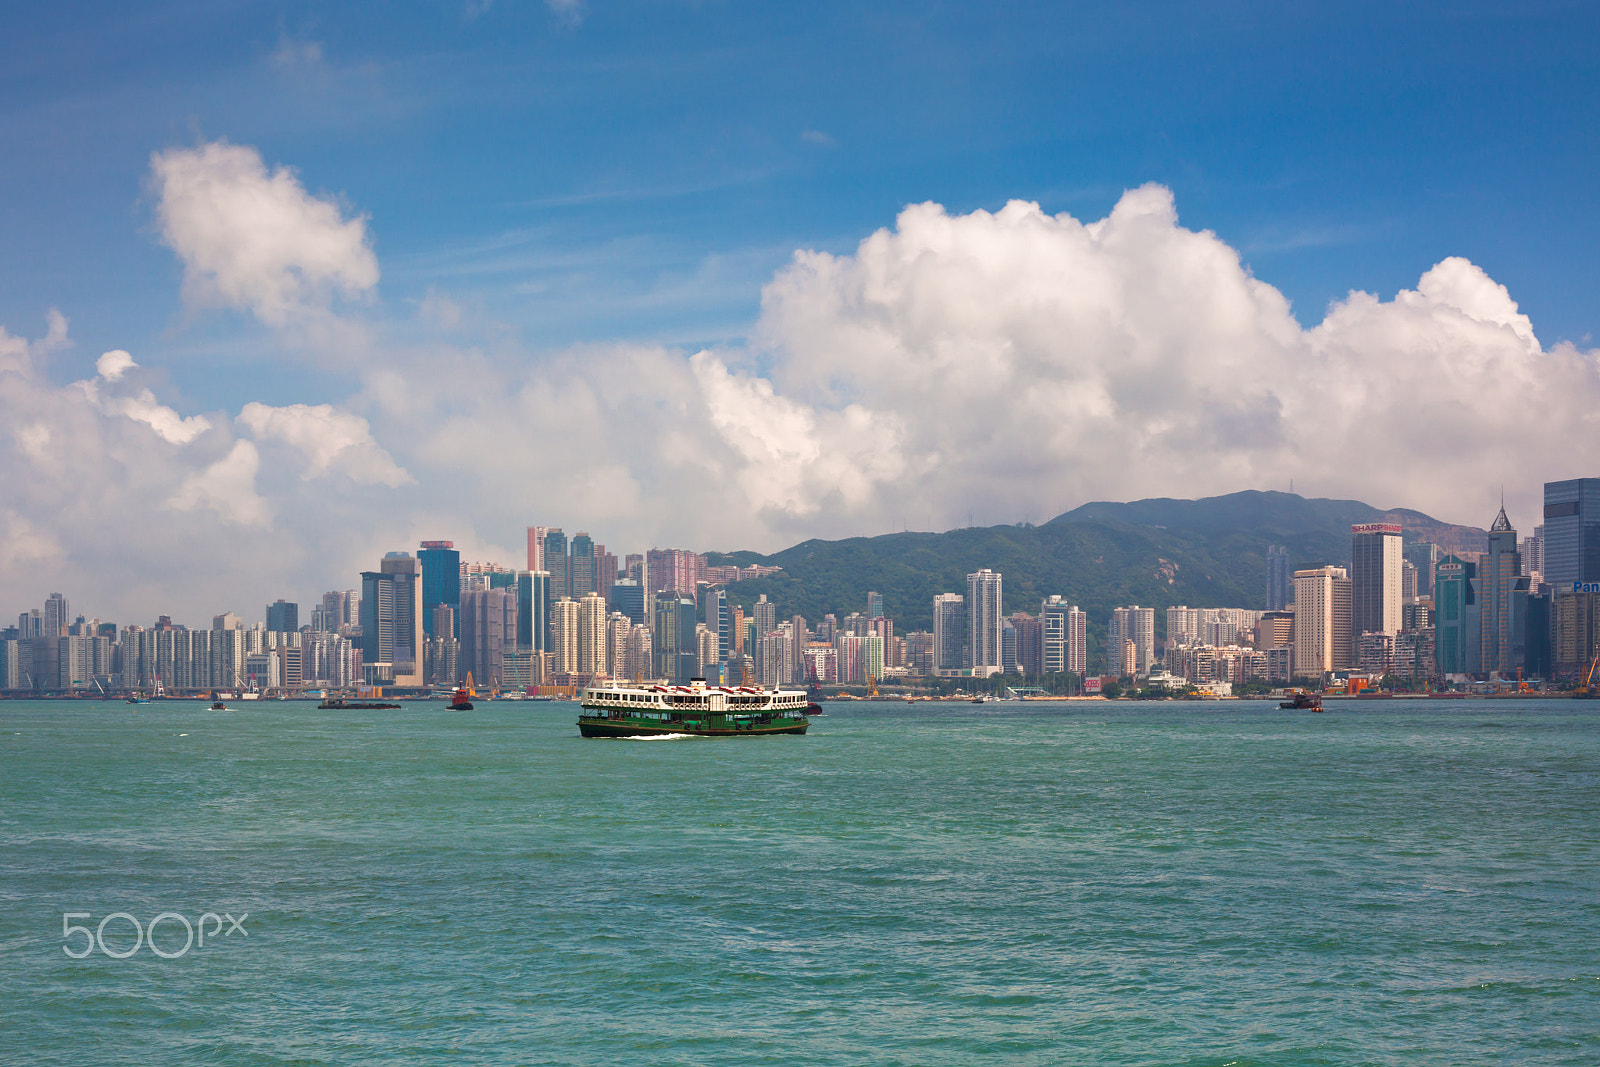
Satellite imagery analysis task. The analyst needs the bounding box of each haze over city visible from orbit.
[3,2,1597,624]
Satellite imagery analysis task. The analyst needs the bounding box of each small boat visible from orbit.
[1280,691,1323,712]
[211,701,227,711]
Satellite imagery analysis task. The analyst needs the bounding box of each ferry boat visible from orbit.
[578,678,810,738]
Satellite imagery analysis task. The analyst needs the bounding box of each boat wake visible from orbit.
[625,733,694,741]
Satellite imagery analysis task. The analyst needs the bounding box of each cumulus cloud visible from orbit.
[169,440,271,525]
[237,401,412,486]
[77,349,213,445]
[8,166,1600,626]
[150,141,378,327]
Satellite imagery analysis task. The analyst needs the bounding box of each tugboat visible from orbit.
[448,676,475,711]
[1280,690,1324,712]
[577,678,809,737]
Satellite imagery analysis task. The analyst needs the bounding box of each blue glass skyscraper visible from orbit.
[418,540,461,638]
[1544,478,1600,592]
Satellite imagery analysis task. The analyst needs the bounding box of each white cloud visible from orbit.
[237,401,412,486]
[169,440,271,526]
[76,349,213,444]
[150,141,378,327]
[96,349,135,381]
[7,166,1600,627]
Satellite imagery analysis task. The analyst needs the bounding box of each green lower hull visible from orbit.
[577,715,808,738]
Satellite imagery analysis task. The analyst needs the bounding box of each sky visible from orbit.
[2,0,1598,624]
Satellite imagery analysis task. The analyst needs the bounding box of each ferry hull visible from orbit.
[577,716,808,738]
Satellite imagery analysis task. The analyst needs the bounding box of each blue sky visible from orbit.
[5,0,1597,394]
[2,0,1597,619]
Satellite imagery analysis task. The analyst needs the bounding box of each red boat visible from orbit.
[449,673,475,711]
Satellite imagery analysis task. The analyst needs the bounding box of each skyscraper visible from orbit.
[418,540,461,637]
[360,554,423,687]
[1434,555,1478,677]
[609,579,645,625]
[967,569,1003,675]
[1107,607,1155,676]
[1543,478,1600,592]
[1266,546,1290,611]
[867,592,884,620]
[265,599,298,634]
[577,592,608,675]
[1293,567,1352,676]
[517,570,550,652]
[460,588,515,687]
[1479,507,1524,675]
[1404,542,1441,598]
[569,533,597,598]
[704,588,729,665]
[1523,526,1545,583]
[526,526,555,572]
[548,597,579,676]
[43,593,69,638]
[932,593,966,672]
[1351,523,1403,644]
[652,591,698,683]
[543,529,569,601]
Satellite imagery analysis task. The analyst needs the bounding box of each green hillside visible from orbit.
[708,492,1487,657]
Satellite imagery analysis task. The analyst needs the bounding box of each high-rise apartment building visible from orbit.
[43,593,69,638]
[1266,546,1291,611]
[1543,478,1600,591]
[577,592,608,675]
[1479,507,1525,675]
[1523,526,1545,583]
[646,549,703,595]
[932,593,966,672]
[1351,523,1403,644]
[1293,567,1352,676]
[548,597,579,676]
[526,526,555,572]
[1010,612,1042,674]
[419,540,461,637]
[1107,606,1155,676]
[967,569,1003,675]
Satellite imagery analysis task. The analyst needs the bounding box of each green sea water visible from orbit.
[2,697,1598,1065]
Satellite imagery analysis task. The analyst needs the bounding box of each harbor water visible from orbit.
[2,698,1598,1064]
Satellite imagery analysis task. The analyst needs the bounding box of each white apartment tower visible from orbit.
[1294,566,1353,676]
[967,569,1003,676]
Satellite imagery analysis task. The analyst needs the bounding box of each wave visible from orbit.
[625,733,694,741]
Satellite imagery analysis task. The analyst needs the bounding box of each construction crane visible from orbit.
[1576,654,1600,698]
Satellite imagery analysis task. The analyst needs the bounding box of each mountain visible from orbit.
[708,492,1489,652]
[1051,490,1488,556]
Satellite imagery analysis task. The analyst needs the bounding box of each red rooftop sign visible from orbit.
[1351,523,1402,535]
